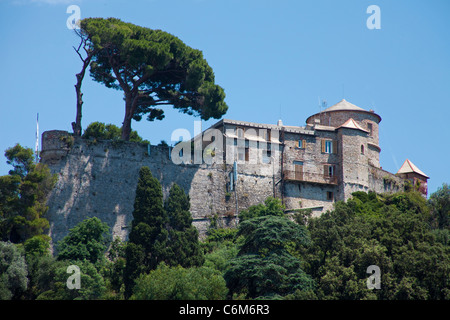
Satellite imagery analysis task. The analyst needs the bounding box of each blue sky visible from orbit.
[0,0,449,195]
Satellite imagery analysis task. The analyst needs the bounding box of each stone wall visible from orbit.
[41,131,278,248]
[369,166,404,195]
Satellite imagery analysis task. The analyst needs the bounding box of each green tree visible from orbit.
[224,215,314,299]
[0,241,28,300]
[125,169,207,298]
[202,228,239,273]
[56,217,109,265]
[82,121,148,143]
[429,183,450,229]
[22,235,53,300]
[123,242,145,299]
[304,191,450,300]
[35,259,107,300]
[80,17,228,140]
[103,237,127,299]
[131,263,227,300]
[0,144,56,243]
[238,197,285,222]
[162,184,204,268]
[23,235,51,258]
[4,144,35,178]
[124,166,168,298]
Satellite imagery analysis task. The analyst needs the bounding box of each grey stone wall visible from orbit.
[41,132,279,248]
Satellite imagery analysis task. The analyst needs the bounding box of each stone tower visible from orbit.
[305,99,382,201]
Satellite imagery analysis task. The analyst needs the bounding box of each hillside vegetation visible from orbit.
[0,145,449,300]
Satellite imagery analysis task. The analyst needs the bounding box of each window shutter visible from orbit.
[332,140,337,154]
[296,140,299,148]
[321,140,325,153]
[302,140,306,149]
[323,165,328,176]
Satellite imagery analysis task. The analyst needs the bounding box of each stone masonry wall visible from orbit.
[41,131,278,248]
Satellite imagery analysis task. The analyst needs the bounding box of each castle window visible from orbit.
[367,123,373,136]
[324,164,335,177]
[262,149,272,164]
[325,141,332,153]
[260,129,271,142]
[322,139,336,154]
[327,191,334,201]
[297,139,306,149]
[361,144,365,155]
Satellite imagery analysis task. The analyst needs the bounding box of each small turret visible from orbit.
[40,130,73,165]
[396,159,429,196]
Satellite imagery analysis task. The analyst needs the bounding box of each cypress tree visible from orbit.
[124,169,204,298]
[163,184,204,268]
[124,167,168,298]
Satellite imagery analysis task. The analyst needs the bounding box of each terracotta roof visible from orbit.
[337,118,369,133]
[397,159,429,178]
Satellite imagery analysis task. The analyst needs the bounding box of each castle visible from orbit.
[41,99,429,245]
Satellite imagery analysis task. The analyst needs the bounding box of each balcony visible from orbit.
[283,170,338,185]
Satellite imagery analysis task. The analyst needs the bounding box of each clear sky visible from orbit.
[0,0,449,196]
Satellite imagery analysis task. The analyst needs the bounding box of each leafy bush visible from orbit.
[82,122,149,144]
[131,263,228,300]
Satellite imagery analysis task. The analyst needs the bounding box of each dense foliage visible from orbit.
[224,215,314,299]
[301,190,450,300]
[131,263,227,300]
[0,144,56,244]
[0,144,449,300]
[124,167,204,298]
[82,122,149,144]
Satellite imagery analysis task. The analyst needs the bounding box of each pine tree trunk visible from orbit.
[72,72,83,136]
[72,55,91,136]
[121,96,134,141]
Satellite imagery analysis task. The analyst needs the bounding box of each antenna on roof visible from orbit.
[319,97,327,112]
[319,97,327,113]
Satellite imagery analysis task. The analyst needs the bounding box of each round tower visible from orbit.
[306,99,381,143]
[306,99,382,168]
[40,130,73,165]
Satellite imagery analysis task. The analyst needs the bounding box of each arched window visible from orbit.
[236,127,244,139]
[361,144,365,155]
